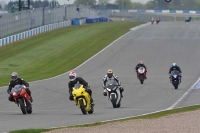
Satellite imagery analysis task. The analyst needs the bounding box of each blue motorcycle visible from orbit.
[170,70,181,89]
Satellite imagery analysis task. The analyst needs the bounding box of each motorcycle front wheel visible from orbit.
[27,102,32,114]
[111,94,117,108]
[79,99,87,114]
[139,75,144,84]
[18,99,27,114]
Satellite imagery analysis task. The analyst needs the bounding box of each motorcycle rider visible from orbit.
[156,17,160,23]
[102,69,124,98]
[135,61,147,79]
[7,72,33,103]
[151,18,154,24]
[68,71,94,105]
[169,63,182,83]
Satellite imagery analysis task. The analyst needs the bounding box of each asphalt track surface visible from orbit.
[1,21,200,132]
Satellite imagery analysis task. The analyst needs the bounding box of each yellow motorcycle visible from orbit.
[72,83,94,114]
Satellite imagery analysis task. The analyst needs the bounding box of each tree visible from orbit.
[145,1,155,9]
[74,0,96,6]
[132,2,144,9]
[98,0,110,5]
[115,0,133,9]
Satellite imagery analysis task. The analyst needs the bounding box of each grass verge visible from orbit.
[0,22,144,86]
[9,104,200,133]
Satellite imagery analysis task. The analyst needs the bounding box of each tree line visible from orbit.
[1,0,200,11]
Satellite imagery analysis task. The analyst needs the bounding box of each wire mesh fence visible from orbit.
[0,5,98,39]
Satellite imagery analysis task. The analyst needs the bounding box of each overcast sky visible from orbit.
[2,0,150,5]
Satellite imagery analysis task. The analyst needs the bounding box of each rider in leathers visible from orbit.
[7,72,33,102]
[135,61,147,79]
[169,63,182,83]
[102,69,124,98]
[68,71,94,105]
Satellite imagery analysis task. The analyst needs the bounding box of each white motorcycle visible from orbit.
[105,80,122,108]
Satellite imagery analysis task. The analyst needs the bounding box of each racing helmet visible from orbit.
[69,71,77,81]
[172,63,177,67]
[107,69,113,78]
[139,61,144,65]
[11,72,18,81]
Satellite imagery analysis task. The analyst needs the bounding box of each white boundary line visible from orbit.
[0,23,149,88]
[0,23,150,133]
[167,77,200,110]
[46,104,200,130]
[2,23,200,133]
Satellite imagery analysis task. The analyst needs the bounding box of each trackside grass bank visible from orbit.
[9,104,200,133]
[0,22,144,87]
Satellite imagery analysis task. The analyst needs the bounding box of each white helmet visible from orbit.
[172,63,177,67]
[69,71,77,81]
[11,72,18,81]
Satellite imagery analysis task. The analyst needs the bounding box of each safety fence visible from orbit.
[0,20,71,46]
[0,15,108,46]
[106,9,200,22]
[111,10,200,14]
[0,4,98,39]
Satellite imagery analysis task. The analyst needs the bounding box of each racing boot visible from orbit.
[169,77,172,83]
[120,87,124,98]
[30,96,33,102]
[179,77,182,83]
[103,89,107,96]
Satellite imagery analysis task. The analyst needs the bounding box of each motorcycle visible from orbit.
[137,67,146,84]
[151,20,154,25]
[105,80,122,108]
[72,83,94,114]
[170,70,181,89]
[156,19,160,24]
[12,85,32,114]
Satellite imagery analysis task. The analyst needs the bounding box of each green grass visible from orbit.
[9,129,51,133]
[0,22,144,86]
[9,105,200,133]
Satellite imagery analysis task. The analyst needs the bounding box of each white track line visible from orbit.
[0,23,149,88]
[0,23,149,133]
[167,77,200,110]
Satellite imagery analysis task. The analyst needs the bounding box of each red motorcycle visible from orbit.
[12,85,32,114]
[137,67,146,84]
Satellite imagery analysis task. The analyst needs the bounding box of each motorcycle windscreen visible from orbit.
[106,79,118,91]
[13,85,23,94]
[74,83,81,89]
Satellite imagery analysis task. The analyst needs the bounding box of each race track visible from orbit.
[1,21,200,132]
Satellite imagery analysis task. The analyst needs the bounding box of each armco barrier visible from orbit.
[86,17,108,23]
[112,9,200,14]
[0,17,108,47]
[72,18,86,25]
[0,20,71,47]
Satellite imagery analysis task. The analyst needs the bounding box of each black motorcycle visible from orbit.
[170,70,181,89]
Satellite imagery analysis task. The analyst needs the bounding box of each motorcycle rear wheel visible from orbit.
[88,106,94,114]
[79,100,87,114]
[117,102,121,108]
